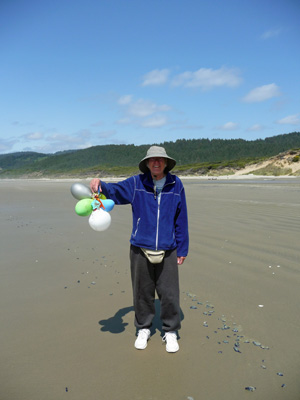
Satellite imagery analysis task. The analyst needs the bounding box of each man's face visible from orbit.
[147,157,166,179]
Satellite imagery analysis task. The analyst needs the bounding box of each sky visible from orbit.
[0,0,300,154]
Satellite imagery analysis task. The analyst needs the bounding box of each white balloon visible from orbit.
[88,209,111,232]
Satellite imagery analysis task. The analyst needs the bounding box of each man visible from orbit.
[90,146,189,353]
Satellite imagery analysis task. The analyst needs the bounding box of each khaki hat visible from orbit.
[139,146,176,173]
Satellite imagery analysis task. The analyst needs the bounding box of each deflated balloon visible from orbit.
[75,199,93,216]
[71,183,93,200]
[89,209,111,231]
[101,199,115,212]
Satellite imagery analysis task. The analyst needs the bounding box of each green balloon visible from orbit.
[75,199,93,216]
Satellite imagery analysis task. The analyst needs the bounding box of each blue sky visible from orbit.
[1,0,299,154]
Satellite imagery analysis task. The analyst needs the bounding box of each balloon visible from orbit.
[101,199,115,212]
[89,209,111,231]
[75,199,93,216]
[71,183,93,200]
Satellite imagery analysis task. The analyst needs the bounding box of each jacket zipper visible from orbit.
[154,179,174,250]
[133,217,140,237]
[155,194,161,250]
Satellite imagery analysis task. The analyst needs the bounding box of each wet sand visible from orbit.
[0,178,299,400]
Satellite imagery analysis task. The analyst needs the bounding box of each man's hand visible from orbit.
[90,178,101,193]
[177,257,186,265]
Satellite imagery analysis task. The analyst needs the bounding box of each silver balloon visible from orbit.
[70,183,93,200]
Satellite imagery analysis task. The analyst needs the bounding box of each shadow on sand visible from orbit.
[98,299,184,338]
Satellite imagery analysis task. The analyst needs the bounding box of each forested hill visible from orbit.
[0,131,300,177]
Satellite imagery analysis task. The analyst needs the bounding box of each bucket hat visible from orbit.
[139,146,176,173]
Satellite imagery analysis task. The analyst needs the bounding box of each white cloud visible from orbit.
[247,124,264,131]
[242,83,280,103]
[116,95,171,128]
[170,122,204,131]
[218,122,239,131]
[277,114,300,125]
[171,66,242,89]
[116,117,132,125]
[142,69,170,86]
[0,138,19,152]
[76,129,92,139]
[90,120,103,127]
[96,130,117,138]
[24,131,44,140]
[141,115,168,128]
[118,95,132,105]
[47,133,76,142]
[261,28,282,40]
[126,99,171,118]
[46,129,92,145]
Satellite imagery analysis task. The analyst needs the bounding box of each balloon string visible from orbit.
[93,193,105,210]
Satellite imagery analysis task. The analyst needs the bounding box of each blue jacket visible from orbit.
[101,172,189,257]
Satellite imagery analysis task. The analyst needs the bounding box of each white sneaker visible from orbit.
[162,331,179,353]
[134,329,151,350]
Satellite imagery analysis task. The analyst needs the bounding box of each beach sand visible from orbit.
[0,178,299,400]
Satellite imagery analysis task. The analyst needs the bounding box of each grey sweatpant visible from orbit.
[130,245,181,332]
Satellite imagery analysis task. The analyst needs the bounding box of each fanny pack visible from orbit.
[141,248,165,264]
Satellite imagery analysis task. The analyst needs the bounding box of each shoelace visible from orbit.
[162,332,177,343]
[138,329,150,339]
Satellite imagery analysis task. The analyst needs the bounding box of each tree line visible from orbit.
[0,131,299,175]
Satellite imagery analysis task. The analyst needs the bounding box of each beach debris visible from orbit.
[65,387,69,392]
[260,345,269,350]
[281,384,286,388]
[253,341,261,347]
[186,292,196,298]
[277,372,284,376]
[221,324,231,330]
[245,386,256,392]
[187,397,194,400]
[233,344,241,353]
[184,288,272,370]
